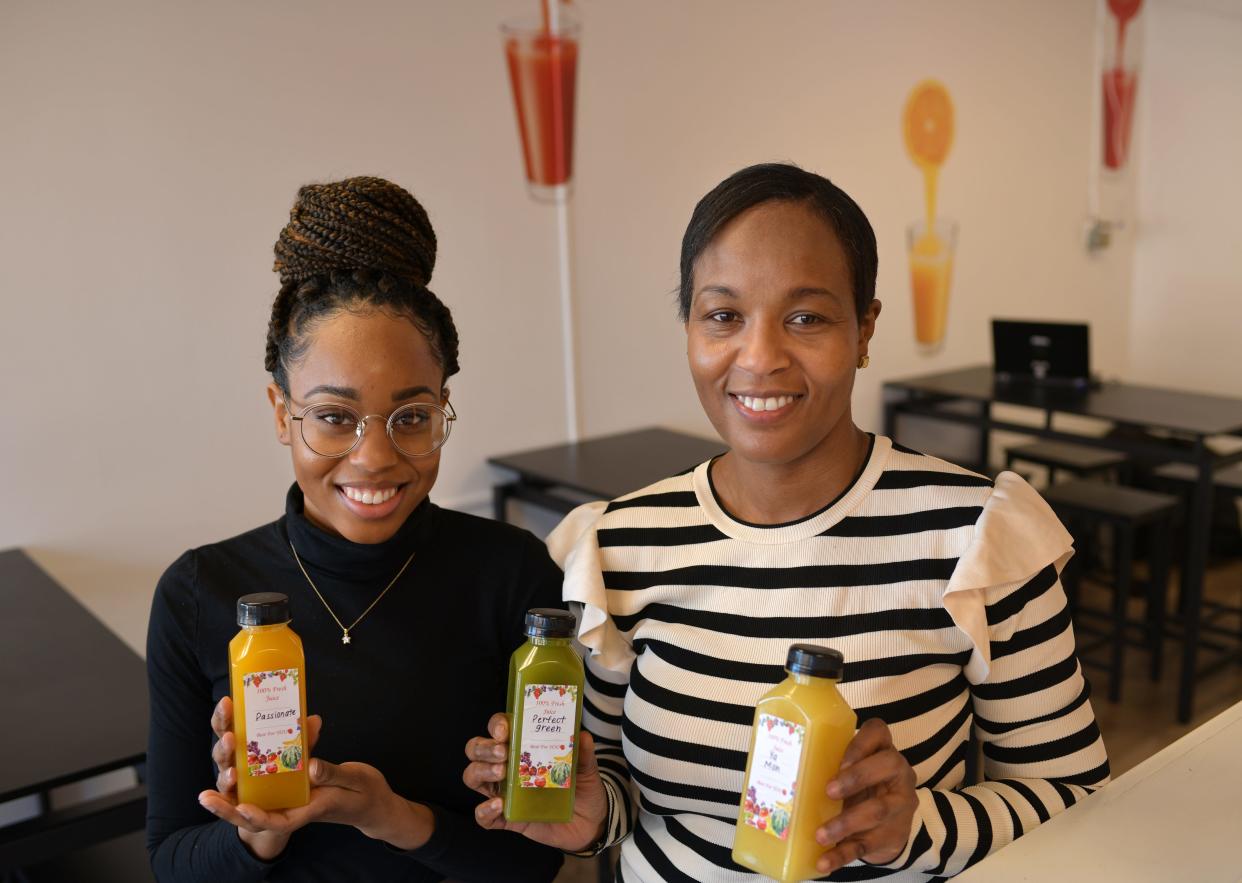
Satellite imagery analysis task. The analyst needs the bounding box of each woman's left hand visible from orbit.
[816,718,918,875]
[198,757,435,851]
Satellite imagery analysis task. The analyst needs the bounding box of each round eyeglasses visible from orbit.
[286,400,457,458]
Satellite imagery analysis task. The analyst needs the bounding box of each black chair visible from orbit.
[1006,440,1129,485]
[1152,462,1242,649]
[1152,462,1242,494]
[1043,480,1179,704]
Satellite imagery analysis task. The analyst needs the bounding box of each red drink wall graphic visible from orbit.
[498,0,584,440]
[1103,0,1142,171]
[503,0,579,202]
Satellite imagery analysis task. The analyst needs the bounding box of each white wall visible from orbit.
[3,0,1213,662]
[0,0,569,652]
[1128,0,1242,397]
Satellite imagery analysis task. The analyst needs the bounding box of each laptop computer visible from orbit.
[991,319,1092,388]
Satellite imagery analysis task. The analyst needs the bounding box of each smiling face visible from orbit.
[686,199,880,468]
[267,307,448,544]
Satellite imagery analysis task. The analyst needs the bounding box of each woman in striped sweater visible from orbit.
[465,163,1109,880]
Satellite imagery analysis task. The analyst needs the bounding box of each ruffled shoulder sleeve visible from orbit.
[943,471,1075,683]
[547,501,636,675]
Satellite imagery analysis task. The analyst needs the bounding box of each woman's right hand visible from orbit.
[207,696,323,860]
[463,712,608,852]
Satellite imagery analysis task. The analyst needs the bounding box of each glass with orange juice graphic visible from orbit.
[903,80,956,350]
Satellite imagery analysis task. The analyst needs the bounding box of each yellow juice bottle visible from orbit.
[504,609,584,822]
[732,644,857,882]
[229,592,309,810]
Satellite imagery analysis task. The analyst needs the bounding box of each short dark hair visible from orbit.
[677,162,878,321]
[265,176,460,393]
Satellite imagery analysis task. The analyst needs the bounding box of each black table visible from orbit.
[0,548,149,870]
[488,427,726,522]
[883,365,1242,722]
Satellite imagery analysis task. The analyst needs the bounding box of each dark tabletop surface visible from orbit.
[0,549,148,801]
[488,427,727,501]
[885,365,1242,438]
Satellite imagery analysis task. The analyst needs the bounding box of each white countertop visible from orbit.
[954,700,1242,883]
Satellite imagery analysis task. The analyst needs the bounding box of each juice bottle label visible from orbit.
[742,714,804,841]
[242,668,304,777]
[517,683,577,789]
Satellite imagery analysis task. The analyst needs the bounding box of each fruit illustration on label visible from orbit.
[549,761,571,786]
[770,807,791,839]
[280,744,303,771]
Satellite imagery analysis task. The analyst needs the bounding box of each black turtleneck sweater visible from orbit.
[145,486,565,882]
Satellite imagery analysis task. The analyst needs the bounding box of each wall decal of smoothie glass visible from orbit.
[502,0,579,203]
[500,0,583,440]
[1103,0,1142,171]
[903,80,956,352]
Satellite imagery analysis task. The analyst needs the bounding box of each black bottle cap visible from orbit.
[525,608,576,639]
[785,644,844,679]
[237,592,291,627]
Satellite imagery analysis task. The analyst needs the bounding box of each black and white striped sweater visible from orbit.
[548,435,1109,882]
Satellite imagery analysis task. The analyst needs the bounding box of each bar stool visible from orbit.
[1006,440,1130,484]
[1152,461,1242,495]
[1010,442,1132,576]
[1152,462,1242,645]
[1042,480,1180,703]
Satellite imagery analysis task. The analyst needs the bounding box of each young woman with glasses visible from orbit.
[145,177,564,882]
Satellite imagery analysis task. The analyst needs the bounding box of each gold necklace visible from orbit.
[289,542,415,645]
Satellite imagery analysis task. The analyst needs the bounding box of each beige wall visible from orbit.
[1,0,1229,662]
[0,0,570,652]
[1128,0,1242,398]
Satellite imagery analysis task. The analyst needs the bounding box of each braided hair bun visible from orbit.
[265,177,459,390]
[273,176,436,288]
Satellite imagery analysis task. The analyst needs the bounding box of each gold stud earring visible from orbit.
[858,354,870,369]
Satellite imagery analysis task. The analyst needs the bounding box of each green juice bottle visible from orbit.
[504,608,584,822]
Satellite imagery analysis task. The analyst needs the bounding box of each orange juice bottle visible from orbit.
[732,645,857,882]
[229,593,309,810]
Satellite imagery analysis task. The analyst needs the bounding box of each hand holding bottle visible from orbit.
[201,695,319,859]
[463,711,608,852]
[815,718,918,875]
[200,698,436,858]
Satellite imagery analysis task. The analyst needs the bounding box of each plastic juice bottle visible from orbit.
[504,608,584,822]
[732,644,857,882]
[229,592,309,810]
